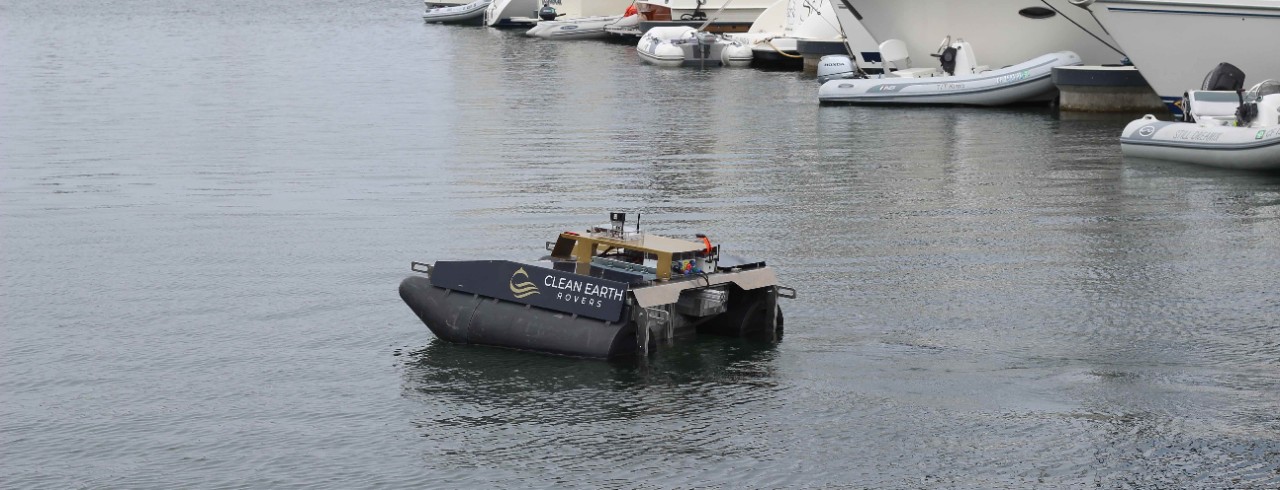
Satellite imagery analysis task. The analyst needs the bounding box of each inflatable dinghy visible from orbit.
[400,213,794,359]
[1121,63,1280,171]
[422,0,490,24]
[637,26,753,68]
[818,38,1081,106]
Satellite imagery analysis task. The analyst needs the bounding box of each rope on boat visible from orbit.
[765,40,804,59]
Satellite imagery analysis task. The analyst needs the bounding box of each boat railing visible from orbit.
[411,261,433,275]
[778,285,797,299]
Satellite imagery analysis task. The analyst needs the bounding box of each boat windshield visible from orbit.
[1246,79,1280,102]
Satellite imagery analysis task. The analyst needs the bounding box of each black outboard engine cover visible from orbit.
[1201,62,1245,91]
[939,46,958,76]
[1201,62,1251,124]
[539,5,557,20]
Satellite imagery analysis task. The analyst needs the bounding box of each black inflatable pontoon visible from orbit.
[399,213,794,359]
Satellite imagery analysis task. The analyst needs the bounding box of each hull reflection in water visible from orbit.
[402,334,782,393]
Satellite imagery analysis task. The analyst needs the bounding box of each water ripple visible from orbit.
[4,1,1280,488]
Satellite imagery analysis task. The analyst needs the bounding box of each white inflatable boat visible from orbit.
[637,26,753,68]
[423,0,491,24]
[526,14,628,40]
[1121,64,1280,171]
[817,37,1081,106]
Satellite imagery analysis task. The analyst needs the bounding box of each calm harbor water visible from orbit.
[3,1,1279,488]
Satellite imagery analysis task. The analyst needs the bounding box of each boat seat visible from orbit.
[877,38,914,72]
[1186,90,1243,124]
[878,39,910,64]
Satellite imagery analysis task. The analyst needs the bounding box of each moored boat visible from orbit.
[637,26,753,68]
[399,213,793,359]
[725,0,874,70]
[534,0,637,19]
[818,38,1081,105]
[843,0,1124,67]
[634,0,778,34]
[490,0,635,30]
[1120,63,1280,171]
[484,0,540,27]
[423,0,491,24]
[1069,0,1280,116]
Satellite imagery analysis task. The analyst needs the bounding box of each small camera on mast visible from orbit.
[609,212,626,237]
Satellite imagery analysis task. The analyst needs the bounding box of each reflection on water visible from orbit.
[2,0,1279,488]
[406,335,782,395]
[400,338,788,486]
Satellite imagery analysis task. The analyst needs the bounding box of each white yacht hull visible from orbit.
[1121,116,1280,170]
[818,51,1081,105]
[1082,0,1280,115]
[635,0,778,24]
[844,0,1123,67]
[726,0,877,69]
[550,0,635,18]
[724,0,801,66]
[485,0,539,27]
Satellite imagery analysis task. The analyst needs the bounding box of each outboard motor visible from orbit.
[538,5,558,21]
[1200,62,1254,125]
[938,46,958,76]
[817,55,858,84]
[1201,62,1246,91]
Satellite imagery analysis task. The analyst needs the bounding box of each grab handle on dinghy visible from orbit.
[411,261,434,275]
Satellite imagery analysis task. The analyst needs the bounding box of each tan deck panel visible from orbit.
[631,267,777,308]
